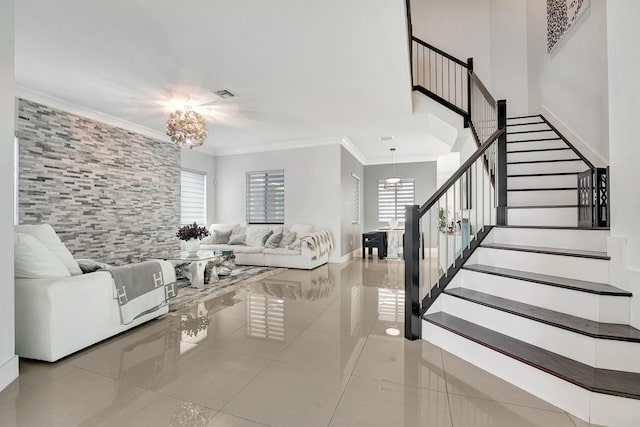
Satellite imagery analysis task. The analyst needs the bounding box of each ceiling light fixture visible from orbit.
[166,106,208,149]
[384,148,401,188]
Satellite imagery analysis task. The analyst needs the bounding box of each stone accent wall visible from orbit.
[16,98,180,264]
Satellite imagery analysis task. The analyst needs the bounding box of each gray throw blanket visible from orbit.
[108,261,177,324]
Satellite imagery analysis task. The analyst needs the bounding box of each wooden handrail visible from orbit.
[418,127,505,217]
[411,36,469,68]
[469,71,496,107]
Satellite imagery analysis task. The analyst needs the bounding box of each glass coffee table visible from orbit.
[161,250,235,288]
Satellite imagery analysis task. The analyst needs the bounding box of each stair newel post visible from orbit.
[404,204,421,340]
[496,99,508,226]
[465,58,474,128]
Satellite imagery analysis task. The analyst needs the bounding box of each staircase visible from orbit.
[403,28,639,424]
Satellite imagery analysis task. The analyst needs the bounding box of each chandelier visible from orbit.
[166,107,208,149]
[384,148,402,188]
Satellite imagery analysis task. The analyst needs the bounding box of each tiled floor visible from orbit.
[0,258,601,426]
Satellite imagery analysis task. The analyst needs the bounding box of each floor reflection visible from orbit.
[0,258,587,427]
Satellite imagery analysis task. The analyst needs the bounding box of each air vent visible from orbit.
[214,89,237,99]
[379,136,394,141]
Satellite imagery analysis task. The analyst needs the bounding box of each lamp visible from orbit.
[384,148,401,188]
[166,107,208,149]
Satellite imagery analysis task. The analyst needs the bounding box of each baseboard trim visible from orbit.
[0,354,19,392]
[331,248,361,264]
[535,105,608,167]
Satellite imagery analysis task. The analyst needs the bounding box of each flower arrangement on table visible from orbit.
[176,222,210,254]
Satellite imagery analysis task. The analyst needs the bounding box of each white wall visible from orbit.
[215,144,343,263]
[607,0,640,329]
[340,147,364,259]
[410,0,529,116]
[526,0,609,163]
[0,0,19,392]
[181,149,216,226]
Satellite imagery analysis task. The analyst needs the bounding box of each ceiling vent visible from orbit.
[379,136,394,141]
[214,89,237,99]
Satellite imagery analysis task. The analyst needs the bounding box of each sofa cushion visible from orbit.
[211,229,232,244]
[265,233,283,249]
[263,247,301,256]
[208,223,240,234]
[15,224,82,276]
[14,233,71,279]
[228,234,246,245]
[279,228,297,247]
[245,226,272,247]
[230,245,264,254]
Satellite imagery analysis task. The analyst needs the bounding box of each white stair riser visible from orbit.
[506,122,548,131]
[507,139,567,151]
[487,227,608,252]
[507,150,578,163]
[508,207,578,227]
[441,295,640,373]
[507,131,558,142]
[422,320,640,427]
[459,269,629,323]
[508,160,587,175]
[508,189,577,206]
[508,174,578,189]
[476,247,609,283]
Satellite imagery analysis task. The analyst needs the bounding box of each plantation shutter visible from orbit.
[246,170,285,224]
[378,179,415,223]
[181,170,207,225]
[351,174,360,224]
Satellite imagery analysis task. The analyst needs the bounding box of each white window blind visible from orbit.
[246,170,285,224]
[378,179,415,223]
[180,170,206,225]
[351,174,360,224]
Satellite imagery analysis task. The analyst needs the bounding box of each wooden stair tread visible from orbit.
[507,158,582,165]
[507,172,579,177]
[507,187,577,192]
[505,121,546,127]
[423,312,640,400]
[444,287,640,342]
[507,115,542,120]
[463,264,630,296]
[506,204,578,209]
[507,147,571,154]
[507,137,562,143]
[494,225,610,231]
[481,242,610,260]
[507,129,555,135]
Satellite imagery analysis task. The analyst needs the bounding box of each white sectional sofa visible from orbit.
[14,224,174,362]
[199,223,332,270]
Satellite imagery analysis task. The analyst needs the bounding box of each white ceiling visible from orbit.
[15,0,462,163]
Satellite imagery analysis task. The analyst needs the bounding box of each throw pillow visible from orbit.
[245,226,272,247]
[265,233,283,249]
[14,233,71,279]
[212,229,232,244]
[14,224,82,276]
[261,230,273,246]
[76,259,112,274]
[228,234,246,245]
[279,228,297,247]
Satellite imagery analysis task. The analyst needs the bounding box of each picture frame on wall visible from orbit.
[547,0,590,53]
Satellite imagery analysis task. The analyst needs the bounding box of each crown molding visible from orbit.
[15,85,170,143]
[213,136,346,157]
[339,137,368,165]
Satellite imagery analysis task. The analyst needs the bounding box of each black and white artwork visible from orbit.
[547,0,590,53]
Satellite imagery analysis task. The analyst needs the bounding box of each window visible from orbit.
[378,179,415,223]
[351,173,360,224]
[180,170,206,225]
[246,170,284,224]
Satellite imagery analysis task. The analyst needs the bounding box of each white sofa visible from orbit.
[199,223,332,270]
[14,224,174,362]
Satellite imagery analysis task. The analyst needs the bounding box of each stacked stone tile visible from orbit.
[17,98,180,265]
